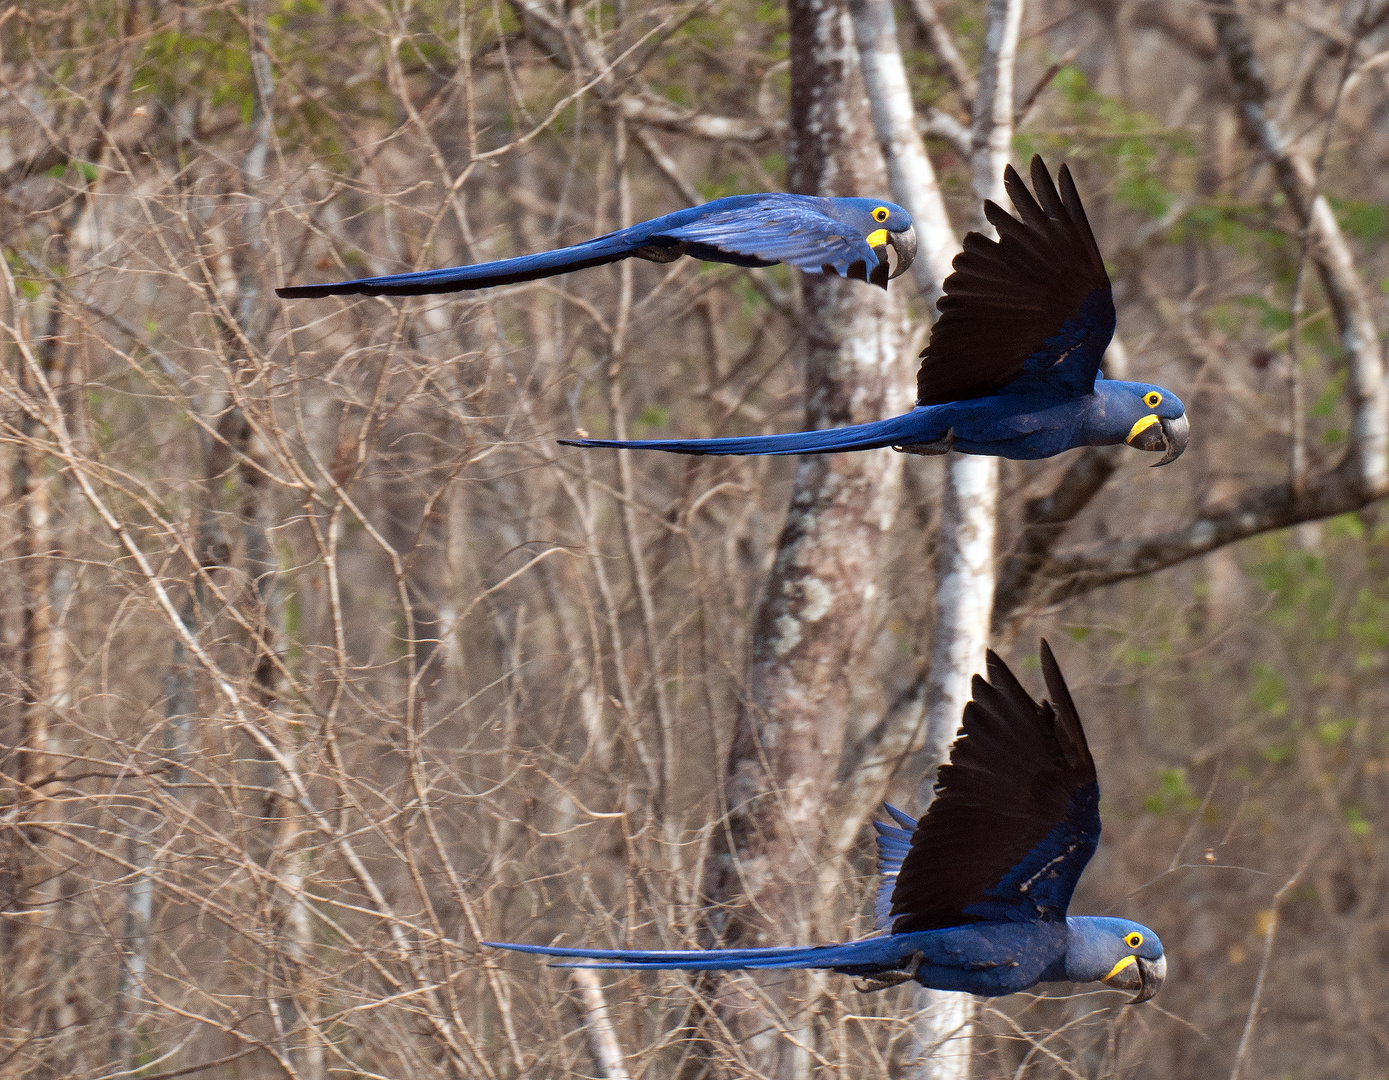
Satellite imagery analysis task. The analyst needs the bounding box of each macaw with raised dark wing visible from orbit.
[276,196,918,298]
[562,157,1189,466]
[485,641,1167,1004]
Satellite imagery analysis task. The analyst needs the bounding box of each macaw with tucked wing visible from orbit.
[562,157,1189,466]
[276,196,918,298]
[486,641,1167,1003]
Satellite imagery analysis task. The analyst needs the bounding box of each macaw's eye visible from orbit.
[872,207,890,223]
[1125,932,1143,949]
[1144,391,1162,409]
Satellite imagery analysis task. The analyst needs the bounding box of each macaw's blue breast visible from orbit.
[925,396,1097,460]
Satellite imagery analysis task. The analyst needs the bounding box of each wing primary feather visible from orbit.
[885,642,1102,933]
[1056,164,1108,276]
[1039,639,1094,771]
[915,155,1115,406]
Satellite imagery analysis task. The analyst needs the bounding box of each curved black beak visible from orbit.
[888,226,917,280]
[1103,953,1166,1004]
[1126,413,1189,466]
[1129,955,1166,1005]
[1151,414,1189,467]
[870,226,918,289]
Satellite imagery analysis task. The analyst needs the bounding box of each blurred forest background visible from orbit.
[2,0,1389,1077]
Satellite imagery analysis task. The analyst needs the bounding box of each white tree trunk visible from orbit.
[910,454,995,1080]
[912,1,1024,1075]
[571,971,634,1080]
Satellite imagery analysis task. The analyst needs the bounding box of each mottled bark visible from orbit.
[704,0,910,1074]
[851,0,958,299]
[2,59,111,1075]
[831,0,962,853]
[922,0,1020,774]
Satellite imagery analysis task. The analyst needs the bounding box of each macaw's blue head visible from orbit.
[833,198,918,284]
[1093,379,1190,467]
[1065,916,1166,1003]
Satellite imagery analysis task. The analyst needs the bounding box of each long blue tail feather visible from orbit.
[558,412,937,457]
[484,935,917,972]
[278,234,637,298]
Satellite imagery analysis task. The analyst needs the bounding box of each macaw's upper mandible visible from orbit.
[275,195,917,298]
[485,641,1167,1005]
[563,156,1190,467]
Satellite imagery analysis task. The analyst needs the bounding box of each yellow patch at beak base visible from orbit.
[865,229,888,249]
[1103,955,1137,982]
[1126,414,1160,444]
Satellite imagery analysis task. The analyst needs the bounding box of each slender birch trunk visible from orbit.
[236,6,323,1077]
[911,2,1024,1075]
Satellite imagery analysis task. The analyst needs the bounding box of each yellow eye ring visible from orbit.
[1144,391,1162,409]
[872,206,890,223]
[1125,932,1143,949]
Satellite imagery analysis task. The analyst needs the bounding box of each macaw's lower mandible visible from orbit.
[486,642,1167,1004]
[561,157,1190,467]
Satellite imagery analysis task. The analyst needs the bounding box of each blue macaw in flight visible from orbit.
[276,196,918,297]
[563,157,1190,466]
[486,641,1167,1003]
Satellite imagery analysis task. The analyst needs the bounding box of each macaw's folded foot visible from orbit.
[893,430,954,456]
[854,951,924,993]
[631,240,688,264]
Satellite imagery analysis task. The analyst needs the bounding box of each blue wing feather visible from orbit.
[873,804,919,929]
[659,205,878,276]
[888,644,1101,933]
[960,783,1099,925]
[915,159,1114,406]
[1004,289,1115,399]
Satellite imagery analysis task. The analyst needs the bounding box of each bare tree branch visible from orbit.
[902,0,978,108]
[918,106,973,160]
[1211,0,1388,498]
[996,1,1389,619]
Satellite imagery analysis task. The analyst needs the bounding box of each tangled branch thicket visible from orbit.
[2,1,1387,1078]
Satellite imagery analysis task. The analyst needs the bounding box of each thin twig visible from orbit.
[1229,846,1317,1080]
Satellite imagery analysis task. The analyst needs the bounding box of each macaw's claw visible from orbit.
[854,951,923,993]
[893,430,955,456]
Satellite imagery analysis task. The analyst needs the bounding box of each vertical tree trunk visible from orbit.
[705,0,910,1075]
[3,131,96,1077]
[911,1,1023,1075]
[234,6,323,1077]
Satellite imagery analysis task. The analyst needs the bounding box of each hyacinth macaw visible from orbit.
[276,196,918,298]
[486,641,1167,1003]
[562,157,1189,466]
